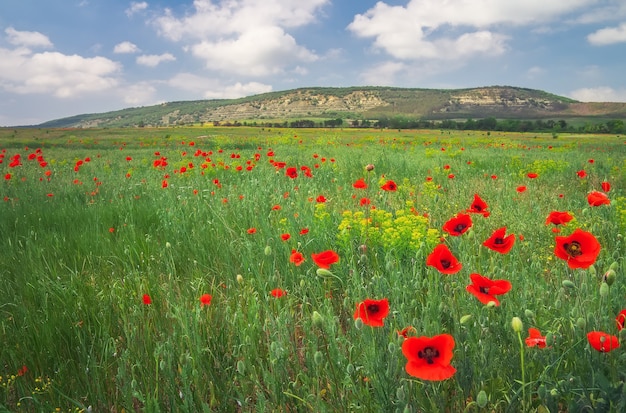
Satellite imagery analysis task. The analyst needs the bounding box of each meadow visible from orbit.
[0,126,624,412]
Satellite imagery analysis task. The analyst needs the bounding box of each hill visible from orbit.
[36,86,626,128]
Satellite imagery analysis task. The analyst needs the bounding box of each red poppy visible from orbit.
[353,178,367,189]
[316,195,327,203]
[616,309,626,331]
[554,228,601,269]
[516,185,527,193]
[360,197,371,206]
[142,294,152,305]
[4,173,10,180]
[587,191,610,206]
[527,172,538,179]
[289,250,305,266]
[525,328,547,348]
[426,244,462,274]
[17,365,28,376]
[199,294,212,306]
[402,334,456,381]
[353,298,389,327]
[311,250,339,269]
[442,213,472,236]
[466,273,512,306]
[466,194,490,217]
[398,326,416,339]
[381,180,397,191]
[286,167,298,179]
[482,227,515,254]
[299,228,309,235]
[587,331,619,352]
[247,228,257,234]
[576,170,587,178]
[270,288,286,298]
[280,233,291,241]
[545,211,573,226]
[601,181,611,192]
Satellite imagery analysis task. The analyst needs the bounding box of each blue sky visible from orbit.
[1,0,626,126]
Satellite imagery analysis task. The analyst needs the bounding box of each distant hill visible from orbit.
[36,86,626,128]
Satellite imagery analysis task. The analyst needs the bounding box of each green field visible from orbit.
[1,127,625,412]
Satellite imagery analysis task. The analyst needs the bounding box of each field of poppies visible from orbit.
[0,126,625,412]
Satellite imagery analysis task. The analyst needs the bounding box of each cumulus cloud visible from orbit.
[122,81,157,105]
[587,23,626,45]
[348,0,595,61]
[126,1,148,17]
[167,72,272,99]
[114,41,140,54]
[151,0,328,76]
[569,86,626,102]
[136,53,176,67]
[5,27,53,48]
[0,30,120,98]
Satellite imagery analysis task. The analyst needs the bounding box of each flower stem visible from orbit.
[517,330,528,409]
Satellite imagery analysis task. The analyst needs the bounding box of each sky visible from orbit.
[1,0,626,126]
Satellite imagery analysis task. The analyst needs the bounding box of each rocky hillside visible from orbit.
[37,86,626,128]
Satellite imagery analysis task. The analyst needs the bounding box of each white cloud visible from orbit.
[122,81,157,105]
[360,61,407,85]
[348,0,595,61]
[151,0,327,76]
[588,23,626,45]
[5,27,53,48]
[0,47,120,97]
[136,53,176,67]
[167,72,272,99]
[114,41,140,54]
[569,86,626,102]
[126,1,148,17]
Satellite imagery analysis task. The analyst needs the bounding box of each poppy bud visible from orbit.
[236,274,244,284]
[236,360,246,375]
[316,268,334,278]
[588,265,596,277]
[354,317,364,330]
[511,317,523,333]
[460,314,472,325]
[387,342,397,354]
[550,389,559,397]
[599,281,609,298]
[311,311,324,328]
[365,164,374,171]
[346,363,355,375]
[524,309,535,319]
[264,245,272,256]
[562,280,576,289]
[396,385,406,402]
[476,390,488,408]
[603,269,616,286]
[538,384,547,400]
[576,317,586,329]
[165,241,172,248]
[609,261,619,271]
[314,350,323,365]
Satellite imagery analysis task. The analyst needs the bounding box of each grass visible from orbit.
[1,127,625,412]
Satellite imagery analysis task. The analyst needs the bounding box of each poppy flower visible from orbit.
[247,228,257,235]
[402,334,456,381]
[587,191,610,206]
[289,250,305,266]
[199,294,212,306]
[359,197,371,206]
[270,288,286,298]
[353,298,389,327]
[577,170,587,178]
[442,213,472,236]
[601,181,611,192]
[525,328,547,348]
[142,294,152,305]
[353,178,367,189]
[311,250,340,269]
[516,185,527,193]
[299,228,309,235]
[316,195,327,203]
[545,211,573,226]
[280,233,291,241]
[527,172,538,179]
[587,331,619,352]
[554,228,601,269]
[381,180,397,191]
[426,244,462,274]
[398,326,416,339]
[616,310,626,331]
[482,227,515,254]
[466,273,512,306]
[285,167,298,179]
[466,194,490,217]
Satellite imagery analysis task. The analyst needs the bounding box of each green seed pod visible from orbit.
[476,390,488,408]
[511,317,523,333]
[562,279,576,289]
[599,282,609,298]
[576,317,586,330]
[311,311,324,328]
[314,350,323,365]
[264,245,272,256]
[460,314,472,325]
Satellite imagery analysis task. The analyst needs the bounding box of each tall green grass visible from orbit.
[1,128,624,412]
